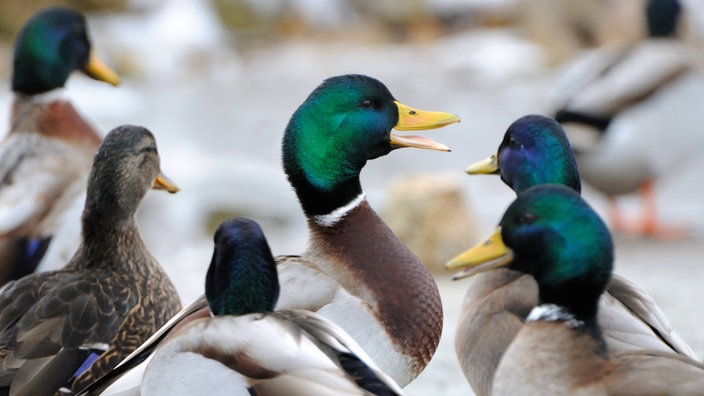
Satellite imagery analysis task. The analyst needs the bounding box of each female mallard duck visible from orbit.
[448,185,704,395]
[78,74,459,393]
[0,7,120,284]
[455,114,695,396]
[0,125,181,395]
[132,217,404,396]
[552,0,704,236]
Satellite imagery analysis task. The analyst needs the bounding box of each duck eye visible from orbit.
[518,212,537,225]
[142,145,158,155]
[361,99,373,108]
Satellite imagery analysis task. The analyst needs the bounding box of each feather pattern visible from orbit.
[97,217,403,396]
[0,125,180,395]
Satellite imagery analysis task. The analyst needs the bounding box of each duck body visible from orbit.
[278,198,442,384]
[495,304,704,396]
[0,7,120,283]
[0,125,180,395]
[143,310,404,396]
[138,217,404,396]
[450,185,704,395]
[457,114,695,396]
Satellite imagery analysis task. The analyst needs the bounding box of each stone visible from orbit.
[381,172,480,275]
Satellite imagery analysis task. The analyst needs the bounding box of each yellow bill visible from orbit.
[390,101,460,152]
[446,227,515,280]
[466,154,499,175]
[153,173,180,193]
[84,51,121,86]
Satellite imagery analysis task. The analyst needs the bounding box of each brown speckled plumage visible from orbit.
[0,125,181,395]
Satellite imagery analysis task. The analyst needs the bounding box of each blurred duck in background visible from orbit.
[448,185,704,395]
[454,115,696,396]
[552,0,704,237]
[0,7,120,285]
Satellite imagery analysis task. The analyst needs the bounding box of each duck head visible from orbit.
[282,74,460,216]
[205,218,280,316]
[466,115,581,194]
[447,184,613,322]
[83,125,178,225]
[12,7,120,95]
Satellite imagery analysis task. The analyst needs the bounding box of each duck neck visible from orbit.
[527,302,606,351]
[306,199,443,371]
[284,154,365,217]
[10,91,101,148]
[75,207,148,269]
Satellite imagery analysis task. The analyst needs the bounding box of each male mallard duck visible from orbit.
[134,217,404,395]
[0,7,120,284]
[277,74,457,385]
[552,0,704,236]
[78,74,459,393]
[448,185,704,395]
[455,114,695,396]
[0,125,181,395]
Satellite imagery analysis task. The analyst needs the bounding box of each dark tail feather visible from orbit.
[555,109,612,133]
[336,351,402,396]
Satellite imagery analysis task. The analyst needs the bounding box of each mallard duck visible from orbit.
[552,0,704,236]
[455,114,695,396]
[0,125,181,395]
[448,184,704,395]
[0,7,120,284]
[102,217,403,396]
[78,74,459,393]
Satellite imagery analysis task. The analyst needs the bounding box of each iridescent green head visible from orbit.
[282,74,460,216]
[448,184,613,321]
[12,7,119,95]
[205,218,279,316]
[466,115,581,194]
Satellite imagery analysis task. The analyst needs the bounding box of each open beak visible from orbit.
[446,227,514,280]
[83,51,120,86]
[390,101,460,152]
[466,154,500,175]
[153,173,180,193]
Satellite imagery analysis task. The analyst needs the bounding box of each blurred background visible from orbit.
[1,1,703,394]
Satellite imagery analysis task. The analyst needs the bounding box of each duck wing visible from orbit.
[602,274,697,359]
[0,270,134,395]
